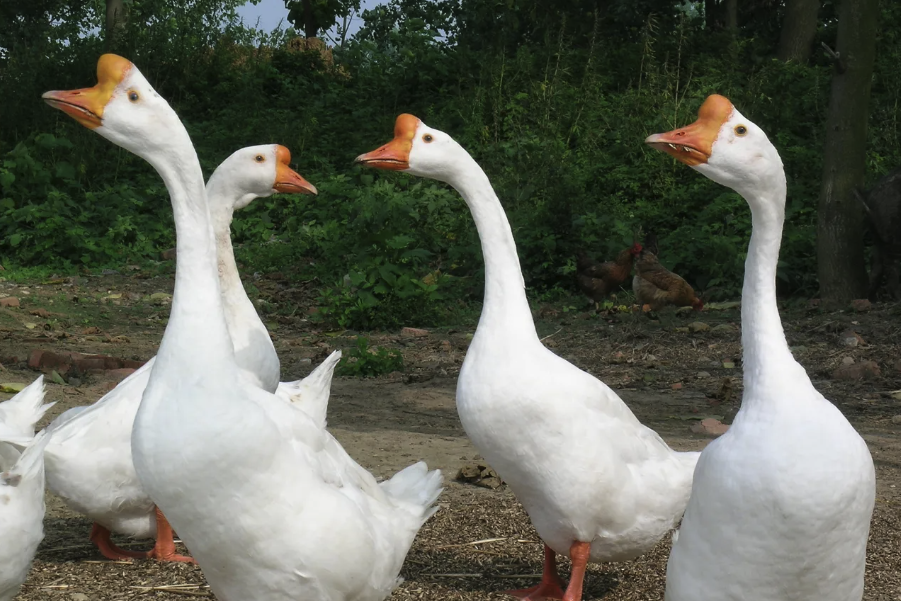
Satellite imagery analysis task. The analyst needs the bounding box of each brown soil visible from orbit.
[1,271,899,600]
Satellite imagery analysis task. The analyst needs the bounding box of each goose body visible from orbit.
[46,54,441,601]
[358,115,699,600]
[39,144,330,560]
[0,428,52,601]
[647,95,875,601]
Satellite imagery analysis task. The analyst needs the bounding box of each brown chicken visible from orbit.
[576,243,643,307]
[632,250,703,312]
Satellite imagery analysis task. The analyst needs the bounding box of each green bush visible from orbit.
[0,134,173,267]
[337,336,404,377]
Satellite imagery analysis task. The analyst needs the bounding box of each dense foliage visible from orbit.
[1,0,900,328]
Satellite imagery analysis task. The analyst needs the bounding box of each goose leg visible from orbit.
[504,544,565,600]
[90,523,149,560]
[146,506,196,563]
[562,541,591,601]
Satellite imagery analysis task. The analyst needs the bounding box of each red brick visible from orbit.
[28,350,44,369]
[400,327,429,338]
[106,368,136,382]
[0,297,20,308]
[691,418,730,437]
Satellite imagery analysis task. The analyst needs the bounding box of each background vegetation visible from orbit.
[1,0,899,329]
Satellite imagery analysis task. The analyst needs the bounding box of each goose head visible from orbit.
[355,114,468,183]
[209,145,317,214]
[645,94,784,204]
[42,54,187,168]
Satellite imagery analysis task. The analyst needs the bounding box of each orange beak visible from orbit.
[645,94,734,166]
[272,145,317,195]
[354,114,420,170]
[42,54,133,130]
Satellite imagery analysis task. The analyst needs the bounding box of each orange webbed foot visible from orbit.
[90,522,150,561]
[504,544,566,600]
[148,507,197,564]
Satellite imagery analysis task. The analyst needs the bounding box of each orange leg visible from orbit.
[90,522,149,561]
[504,544,566,600]
[146,506,196,563]
[562,541,591,601]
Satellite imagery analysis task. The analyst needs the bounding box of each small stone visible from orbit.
[126,292,143,302]
[457,464,481,479]
[688,321,710,333]
[839,330,865,347]
[841,356,855,366]
[691,418,730,437]
[400,327,429,338]
[298,358,312,365]
[832,360,881,381]
[476,476,504,489]
[24,322,37,329]
[150,292,172,305]
[696,371,711,378]
[0,297,19,307]
[68,377,82,387]
[722,361,735,369]
[671,382,683,390]
[850,298,872,312]
[892,415,901,425]
[70,593,89,601]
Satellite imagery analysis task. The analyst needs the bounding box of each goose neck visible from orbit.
[739,173,805,397]
[151,138,236,374]
[449,160,538,342]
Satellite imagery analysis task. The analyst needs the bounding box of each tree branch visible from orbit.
[821,42,847,73]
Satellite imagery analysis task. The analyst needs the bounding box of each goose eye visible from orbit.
[422,134,434,143]
[255,155,265,163]
[734,125,748,136]
[128,91,140,102]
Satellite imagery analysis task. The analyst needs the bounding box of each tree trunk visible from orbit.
[302,0,319,38]
[778,0,820,62]
[705,0,717,29]
[105,0,127,51]
[725,0,738,32]
[816,0,880,305]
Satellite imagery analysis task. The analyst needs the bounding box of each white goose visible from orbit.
[208,144,343,419]
[37,143,324,561]
[0,429,52,601]
[646,94,875,601]
[357,115,700,601]
[45,54,442,601]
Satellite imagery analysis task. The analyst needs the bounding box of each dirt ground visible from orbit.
[1,269,900,600]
